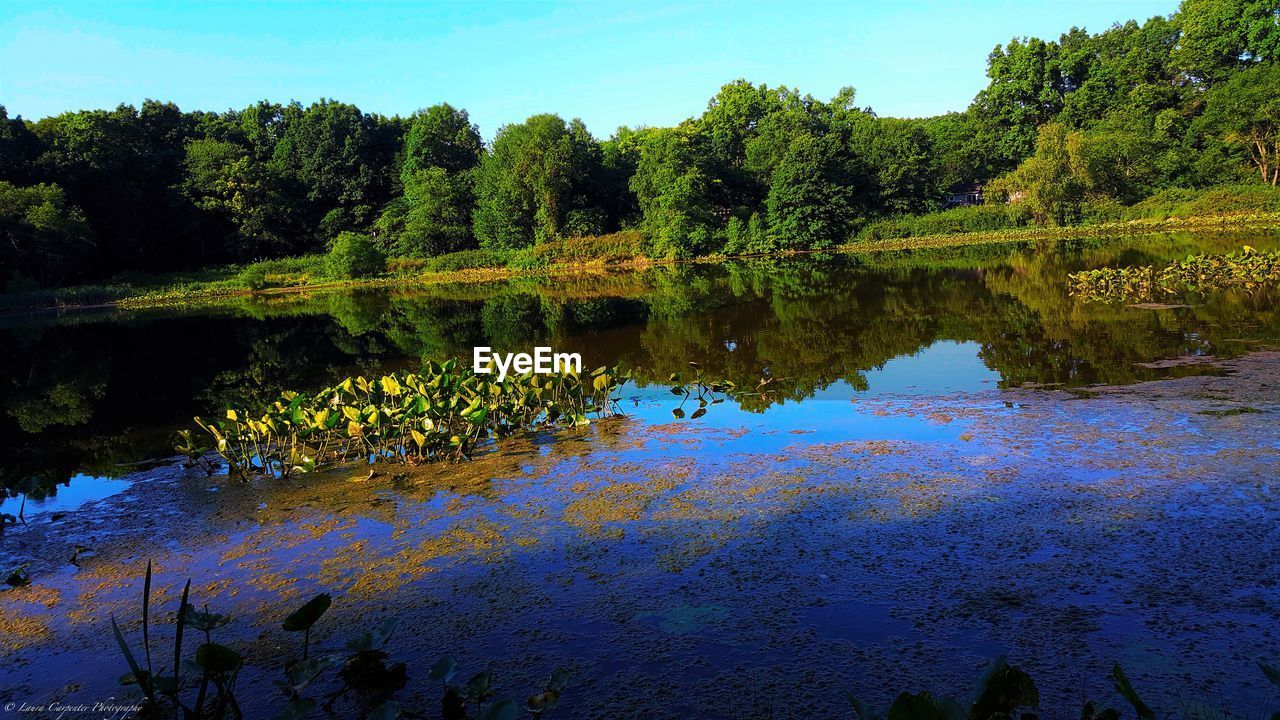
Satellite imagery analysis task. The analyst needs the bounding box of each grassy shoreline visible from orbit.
[5,211,1280,315]
[840,210,1280,254]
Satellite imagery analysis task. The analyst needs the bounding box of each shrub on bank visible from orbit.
[423,248,511,273]
[854,205,1024,242]
[1123,184,1280,220]
[233,254,327,290]
[324,232,386,279]
[505,231,648,270]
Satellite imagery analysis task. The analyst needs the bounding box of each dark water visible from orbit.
[2,231,1278,515]
[3,232,1280,718]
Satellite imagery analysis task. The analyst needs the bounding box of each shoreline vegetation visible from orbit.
[4,0,1280,317]
[4,207,1280,314]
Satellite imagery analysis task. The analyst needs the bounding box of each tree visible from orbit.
[375,104,483,258]
[1173,0,1280,84]
[766,133,863,249]
[1197,63,1280,185]
[1072,124,1161,202]
[271,100,402,240]
[473,114,603,249]
[987,123,1089,225]
[0,181,95,288]
[849,117,936,215]
[0,106,42,185]
[181,137,301,259]
[401,103,483,178]
[377,167,476,257]
[30,105,173,272]
[630,124,719,258]
[973,37,1067,170]
[238,101,290,162]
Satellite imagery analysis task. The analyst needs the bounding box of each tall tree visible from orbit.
[630,124,718,257]
[1173,0,1280,84]
[1197,63,1280,185]
[401,103,483,178]
[473,114,603,249]
[0,181,95,288]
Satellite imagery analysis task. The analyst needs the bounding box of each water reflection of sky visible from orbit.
[0,473,131,517]
[8,232,1280,518]
[1,341,1002,518]
[850,340,1000,396]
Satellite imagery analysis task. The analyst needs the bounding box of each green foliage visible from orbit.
[1122,184,1280,219]
[986,123,1088,226]
[401,103,483,179]
[1196,63,1280,186]
[849,117,936,216]
[325,232,387,279]
[856,205,1022,242]
[423,248,512,273]
[271,99,400,240]
[724,213,771,255]
[0,180,95,288]
[630,124,719,258]
[1069,247,1280,301]
[473,114,606,250]
[380,104,483,258]
[766,133,863,250]
[191,361,631,479]
[6,0,1280,295]
[1172,0,1280,83]
[379,167,477,258]
[503,231,646,269]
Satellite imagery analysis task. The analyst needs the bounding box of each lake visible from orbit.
[2,232,1279,718]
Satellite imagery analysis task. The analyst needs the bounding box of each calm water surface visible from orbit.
[4,232,1277,512]
[2,232,1280,717]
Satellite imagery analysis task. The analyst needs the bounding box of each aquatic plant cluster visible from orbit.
[1068,248,1280,302]
[180,360,630,479]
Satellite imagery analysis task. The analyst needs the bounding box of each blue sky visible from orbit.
[1,1,1177,138]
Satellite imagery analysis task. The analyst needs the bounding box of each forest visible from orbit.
[1,0,1279,291]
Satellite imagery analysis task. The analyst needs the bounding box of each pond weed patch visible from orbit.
[1070,248,1280,302]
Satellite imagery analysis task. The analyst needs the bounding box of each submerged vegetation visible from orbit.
[108,561,565,720]
[101,561,1280,719]
[1069,248,1280,301]
[185,361,631,479]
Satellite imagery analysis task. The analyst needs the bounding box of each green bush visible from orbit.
[423,248,511,273]
[1080,198,1125,224]
[506,231,647,270]
[236,264,270,290]
[232,255,326,290]
[1123,184,1280,220]
[324,232,386,279]
[505,247,543,271]
[855,205,1022,242]
[723,214,772,255]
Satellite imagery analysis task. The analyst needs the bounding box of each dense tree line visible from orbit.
[1,0,1278,289]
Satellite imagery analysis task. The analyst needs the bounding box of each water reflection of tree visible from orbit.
[6,240,1280,499]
